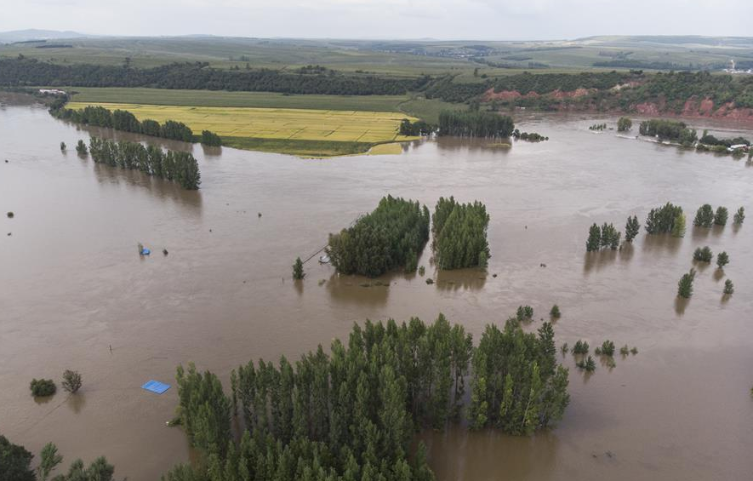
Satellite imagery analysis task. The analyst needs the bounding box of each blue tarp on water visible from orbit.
[142,380,170,394]
[141,248,151,255]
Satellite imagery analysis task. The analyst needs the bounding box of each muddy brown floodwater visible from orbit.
[1,96,752,480]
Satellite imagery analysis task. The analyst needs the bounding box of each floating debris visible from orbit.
[141,380,170,394]
[162,249,169,256]
[7,212,14,218]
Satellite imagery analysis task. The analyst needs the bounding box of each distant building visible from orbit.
[38,88,66,95]
[722,59,753,75]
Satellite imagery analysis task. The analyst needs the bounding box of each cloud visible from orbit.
[1,0,751,39]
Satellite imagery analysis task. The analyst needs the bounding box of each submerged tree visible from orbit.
[75,139,87,155]
[59,141,66,152]
[470,320,569,434]
[671,213,687,238]
[625,215,640,242]
[678,268,696,298]
[327,195,430,277]
[292,257,305,280]
[576,356,596,372]
[200,130,222,147]
[617,117,633,132]
[0,435,35,481]
[30,379,56,397]
[516,305,534,321]
[432,197,490,269]
[645,203,683,235]
[88,137,201,190]
[693,246,713,263]
[572,340,589,355]
[550,304,561,319]
[694,204,714,228]
[586,223,601,252]
[714,206,729,226]
[61,370,82,394]
[723,279,734,295]
[716,251,729,269]
[600,223,621,250]
[733,207,745,225]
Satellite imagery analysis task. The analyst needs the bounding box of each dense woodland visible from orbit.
[4,58,752,116]
[432,197,491,269]
[327,196,430,277]
[88,137,201,190]
[0,57,429,95]
[162,315,569,481]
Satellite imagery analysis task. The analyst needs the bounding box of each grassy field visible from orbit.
[66,88,460,125]
[5,36,752,77]
[67,101,418,156]
[69,88,410,111]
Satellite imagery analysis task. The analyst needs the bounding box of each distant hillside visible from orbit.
[0,29,92,44]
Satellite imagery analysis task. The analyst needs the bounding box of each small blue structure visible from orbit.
[141,248,151,255]
[142,380,170,394]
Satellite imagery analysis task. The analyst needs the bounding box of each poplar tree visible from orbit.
[678,268,696,298]
[694,204,714,228]
[625,215,640,242]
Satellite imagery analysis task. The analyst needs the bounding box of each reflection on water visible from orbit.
[435,268,487,291]
[674,296,690,316]
[325,273,391,307]
[2,102,753,481]
[91,163,203,212]
[641,233,683,255]
[66,393,86,414]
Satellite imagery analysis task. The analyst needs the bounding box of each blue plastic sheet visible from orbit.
[142,380,170,394]
[141,248,151,255]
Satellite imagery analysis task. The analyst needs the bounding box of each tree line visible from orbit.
[638,119,697,144]
[326,196,430,277]
[163,314,569,481]
[437,110,515,138]
[0,57,429,96]
[0,435,115,481]
[88,137,201,190]
[51,103,222,145]
[432,197,490,269]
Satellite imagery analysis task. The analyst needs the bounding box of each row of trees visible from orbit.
[698,130,750,148]
[398,119,433,136]
[51,104,222,145]
[432,197,490,269]
[694,204,731,228]
[437,110,515,138]
[1,57,427,96]
[165,314,569,481]
[326,196,430,277]
[88,137,201,190]
[585,223,621,252]
[0,435,115,481]
[638,119,698,144]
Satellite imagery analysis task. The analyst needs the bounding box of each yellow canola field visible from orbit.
[67,102,419,144]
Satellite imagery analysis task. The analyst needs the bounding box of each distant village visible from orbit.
[722,59,753,75]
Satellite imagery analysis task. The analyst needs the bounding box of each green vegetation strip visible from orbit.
[222,136,376,157]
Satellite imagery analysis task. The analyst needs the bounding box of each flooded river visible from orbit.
[1,96,752,480]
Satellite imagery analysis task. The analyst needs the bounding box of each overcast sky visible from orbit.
[1,0,751,40]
